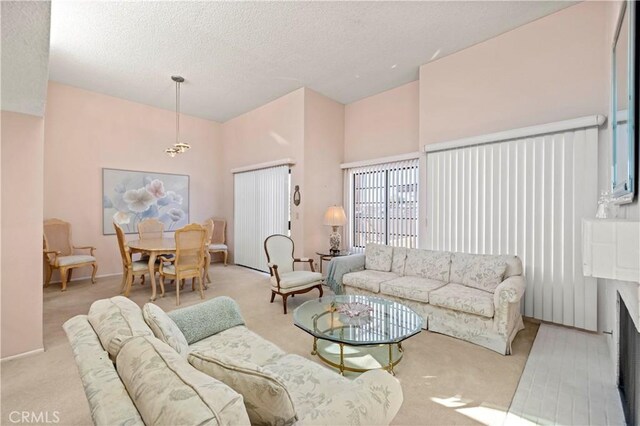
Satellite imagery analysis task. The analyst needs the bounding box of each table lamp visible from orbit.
[323,205,347,254]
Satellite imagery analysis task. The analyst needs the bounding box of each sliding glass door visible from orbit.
[233,165,290,272]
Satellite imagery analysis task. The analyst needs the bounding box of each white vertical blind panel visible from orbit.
[425,128,599,331]
[234,165,289,272]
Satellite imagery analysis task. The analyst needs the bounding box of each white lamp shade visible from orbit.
[324,206,347,226]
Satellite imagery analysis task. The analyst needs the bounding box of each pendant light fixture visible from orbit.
[165,75,190,156]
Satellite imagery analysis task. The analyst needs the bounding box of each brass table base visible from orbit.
[311,337,403,375]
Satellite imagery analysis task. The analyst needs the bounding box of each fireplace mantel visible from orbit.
[583,219,640,283]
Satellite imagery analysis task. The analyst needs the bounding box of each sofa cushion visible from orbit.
[450,253,508,293]
[142,303,189,358]
[58,254,96,266]
[168,296,245,345]
[391,247,408,275]
[429,283,495,318]
[189,325,285,367]
[188,352,296,425]
[342,270,398,293]
[504,255,523,279]
[380,276,446,304]
[365,243,393,272]
[116,336,250,426]
[262,354,349,418]
[404,249,452,282]
[87,296,153,360]
[270,270,322,289]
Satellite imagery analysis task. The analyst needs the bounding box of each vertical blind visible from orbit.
[233,165,289,272]
[344,158,419,252]
[425,125,600,331]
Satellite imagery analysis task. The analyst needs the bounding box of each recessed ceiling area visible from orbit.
[49,1,573,122]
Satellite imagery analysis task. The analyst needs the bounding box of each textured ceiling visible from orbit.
[49,1,573,122]
[1,1,51,116]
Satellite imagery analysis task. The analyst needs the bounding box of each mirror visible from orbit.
[612,1,638,203]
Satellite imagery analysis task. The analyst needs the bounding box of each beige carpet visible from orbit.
[1,265,538,425]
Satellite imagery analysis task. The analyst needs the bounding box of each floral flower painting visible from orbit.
[103,168,189,234]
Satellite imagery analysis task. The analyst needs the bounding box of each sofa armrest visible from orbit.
[299,369,402,425]
[325,253,365,295]
[493,275,526,307]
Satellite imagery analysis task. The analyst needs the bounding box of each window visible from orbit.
[345,158,419,251]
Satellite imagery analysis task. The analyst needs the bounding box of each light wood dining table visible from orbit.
[127,238,175,301]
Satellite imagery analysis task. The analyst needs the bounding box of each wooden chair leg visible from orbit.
[67,268,73,283]
[191,277,195,291]
[60,268,68,292]
[91,263,97,284]
[44,265,53,287]
[141,274,145,285]
[176,277,180,306]
[158,274,165,298]
[120,270,127,293]
[318,284,324,298]
[270,292,276,303]
[124,270,134,297]
[198,275,205,299]
[282,294,289,314]
[223,251,228,266]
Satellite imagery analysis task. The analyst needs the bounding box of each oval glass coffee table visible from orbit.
[293,295,424,375]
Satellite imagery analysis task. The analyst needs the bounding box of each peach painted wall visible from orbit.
[419,1,610,146]
[1,111,44,358]
[220,89,306,260]
[344,81,419,162]
[44,82,223,280]
[303,88,345,259]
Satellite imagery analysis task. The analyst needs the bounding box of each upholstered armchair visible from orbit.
[43,218,97,291]
[264,234,323,314]
[158,223,206,305]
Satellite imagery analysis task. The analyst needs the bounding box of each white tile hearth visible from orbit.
[506,323,625,425]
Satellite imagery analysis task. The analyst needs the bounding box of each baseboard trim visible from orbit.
[47,272,122,285]
[1,347,44,362]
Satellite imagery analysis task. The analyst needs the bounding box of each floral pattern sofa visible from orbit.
[329,244,526,355]
[64,295,403,426]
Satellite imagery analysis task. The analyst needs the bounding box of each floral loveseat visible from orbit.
[64,296,403,426]
[328,244,526,354]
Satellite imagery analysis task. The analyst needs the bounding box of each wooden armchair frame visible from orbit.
[43,218,97,291]
[114,222,158,296]
[264,234,323,314]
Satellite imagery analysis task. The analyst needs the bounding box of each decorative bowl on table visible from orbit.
[337,302,373,326]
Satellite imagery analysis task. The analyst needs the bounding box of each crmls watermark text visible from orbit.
[9,411,60,424]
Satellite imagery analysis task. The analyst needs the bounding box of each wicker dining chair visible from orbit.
[158,223,206,305]
[114,222,158,296]
[208,218,228,266]
[138,218,164,240]
[43,218,97,291]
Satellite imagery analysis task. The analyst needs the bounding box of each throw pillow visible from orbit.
[142,303,190,358]
[87,296,153,360]
[116,336,250,426]
[189,351,297,426]
[450,253,508,293]
[365,243,393,272]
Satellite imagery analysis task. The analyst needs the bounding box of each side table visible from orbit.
[316,251,351,274]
